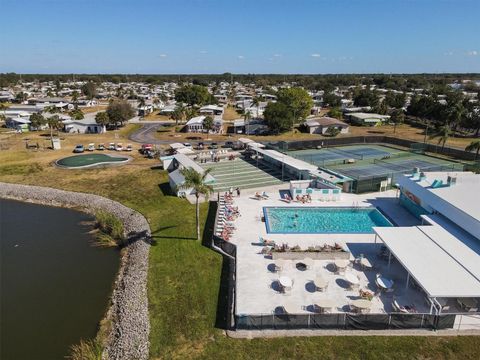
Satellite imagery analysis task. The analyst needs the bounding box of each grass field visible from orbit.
[1,129,479,359]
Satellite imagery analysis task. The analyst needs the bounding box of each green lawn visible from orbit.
[0,155,479,359]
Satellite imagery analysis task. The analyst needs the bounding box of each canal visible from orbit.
[0,199,119,359]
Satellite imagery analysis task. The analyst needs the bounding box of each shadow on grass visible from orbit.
[202,200,232,330]
[152,225,197,240]
[158,182,174,196]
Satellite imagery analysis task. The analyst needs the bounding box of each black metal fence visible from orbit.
[236,313,456,331]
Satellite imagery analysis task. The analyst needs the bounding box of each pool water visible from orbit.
[264,207,392,233]
[56,153,129,168]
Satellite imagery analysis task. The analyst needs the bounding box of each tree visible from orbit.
[430,124,452,150]
[325,126,340,137]
[71,91,79,106]
[327,107,343,119]
[353,88,379,107]
[384,91,406,109]
[95,111,110,131]
[81,82,97,99]
[244,110,252,134]
[69,109,84,120]
[46,115,61,140]
[15,92,28,103]
[179,167,214,240]
[29,112,46,130]
[390,108,405,134]
[276,87,313,124]
[44,105,60,114]
[138,98,146,108]
[465,140,480,160]
[171,107,184,125]
[263,102,293,134]
[323,92,342,107]
[174,85,211,107]
[203,116,214,133]
[106,100,135,128]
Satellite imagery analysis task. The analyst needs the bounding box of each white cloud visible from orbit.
[310,53,321,58]
[444,51,454,56]
[237,55,245,59]
[158,54,168,58]
[467,50,478,56]
[199,50,208,54]
[273,54,282,57]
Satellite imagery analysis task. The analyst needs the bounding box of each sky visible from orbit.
[1,0,479,74]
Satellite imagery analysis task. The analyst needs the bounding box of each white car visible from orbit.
[126,144,133,151]
[115,143,123,151]
[183,142,192,149]
[87,143,95,151]
[108,142,115,150]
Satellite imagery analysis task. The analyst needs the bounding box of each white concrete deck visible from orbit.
[227,187,437,316]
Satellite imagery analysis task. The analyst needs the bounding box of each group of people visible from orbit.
[254,191,269,200]
[295,194,312,203]
[227,187,241,197]
[218,196,240,241]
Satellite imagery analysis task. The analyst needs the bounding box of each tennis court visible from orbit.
[287,144,404,167]
[286,144,465,193]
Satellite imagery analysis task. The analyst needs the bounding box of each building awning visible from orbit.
[374,226,480,298]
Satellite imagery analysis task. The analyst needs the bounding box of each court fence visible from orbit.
[267,136,477,161]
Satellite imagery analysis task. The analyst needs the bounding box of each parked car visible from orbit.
[140,143,154,154]
[73,144,84,153]
[223,141,234,148]
[209,142,218,149]
[183,142,192,149]
[108,142,115,150]
[115,143,123,151]
[126,144,133,151]
[87,143,95,151]
[97,143,105,151]
[196,142,204,150]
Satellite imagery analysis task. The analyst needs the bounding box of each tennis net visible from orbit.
[373,159,412,171]
[328,147,363,160]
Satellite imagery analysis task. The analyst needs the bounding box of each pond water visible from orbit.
[0,199,119,360]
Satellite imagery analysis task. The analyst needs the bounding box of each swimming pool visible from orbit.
[263,207,393,234]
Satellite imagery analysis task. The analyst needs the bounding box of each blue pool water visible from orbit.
[264,207,393,234]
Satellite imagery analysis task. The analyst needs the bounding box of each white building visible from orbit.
[185,115,223,133]
[304,116,349,135]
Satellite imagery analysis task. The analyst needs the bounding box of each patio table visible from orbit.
[314,275,328,290]
[279,276,293,288]
[344,271,360,285]
[377,276,394,290]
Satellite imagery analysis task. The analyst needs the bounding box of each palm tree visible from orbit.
[244,110,252,135]
[46,115,61,140]
[465,140,480,160]
[252,97,260,119]
[179,167,214,241]
[429,124,452,151]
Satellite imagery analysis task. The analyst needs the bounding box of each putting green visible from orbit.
[56,153,130,168]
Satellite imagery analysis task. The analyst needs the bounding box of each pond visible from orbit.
[0,199,119,360]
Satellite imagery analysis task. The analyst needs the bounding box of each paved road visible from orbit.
[128,121,231,146]
[128,122,175,145]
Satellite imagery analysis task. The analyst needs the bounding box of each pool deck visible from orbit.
[227,187,432,316]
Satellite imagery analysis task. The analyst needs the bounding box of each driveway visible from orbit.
[128,122,175,144]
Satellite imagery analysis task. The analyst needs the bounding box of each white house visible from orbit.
[346,112,390,126]
[62,117,105,134]
[164,154,216,196]
[185,115,223,133]
[199,105,224,116]
[304,116,349,135]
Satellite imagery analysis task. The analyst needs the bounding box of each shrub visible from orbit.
[68,339,102,360]
[94,210,125,247]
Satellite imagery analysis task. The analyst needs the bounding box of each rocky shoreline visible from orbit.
[0,182,151,360]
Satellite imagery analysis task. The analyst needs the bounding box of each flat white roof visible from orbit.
[374,226,480,298]
[416,172,480,222]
